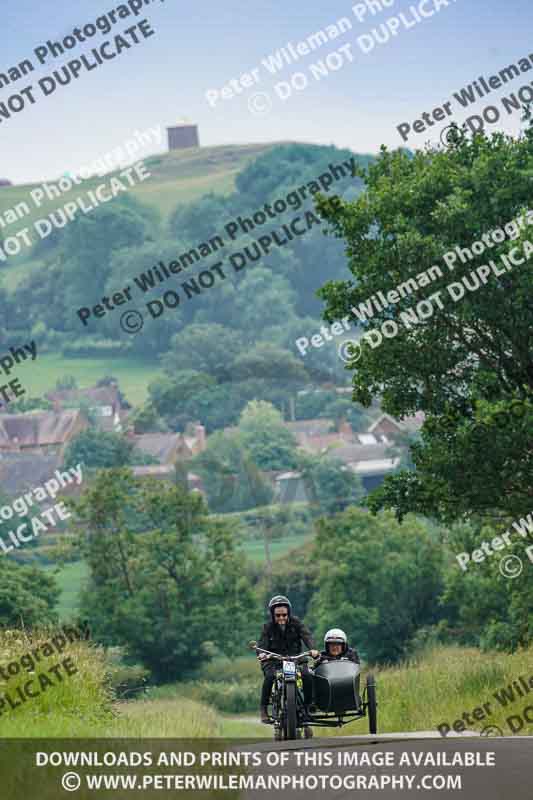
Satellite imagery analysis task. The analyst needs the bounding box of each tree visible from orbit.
[317,128,533,523]
[164,324,244,382]
[75,469,258,679]
[230,268,298,337]
[298,454,364,514]
[230,344,309,420]
[130,403,168,434]
[147,371,216,430]
[238,400,298,471]
[320,396,372,432]
[435,518,533,653]
[64,429,134,469]
[193,431,273,513]
[107,239,188,357]
[61,200,155,317]
[307,508,444,663]
[231,344,308,384]
[0,559,59,627]
[168,193,233,244]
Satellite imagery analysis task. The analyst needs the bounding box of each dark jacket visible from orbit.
[258,615,315,658]
[317,646,360,665]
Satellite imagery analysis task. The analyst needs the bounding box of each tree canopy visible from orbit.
[74,469,259,680]
[317,128,533,523]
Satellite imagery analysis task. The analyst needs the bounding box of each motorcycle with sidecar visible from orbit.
[250,641,377,741]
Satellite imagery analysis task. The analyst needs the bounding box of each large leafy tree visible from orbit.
[75,469,258,680]
[307,508,444,663]
[164,324,244,382]
[238,400,298,471]
[147,371,216,430]
[61,199,156,316]
[317,128,533,523]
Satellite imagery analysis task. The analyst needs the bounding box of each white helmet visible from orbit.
[324,628,347,654]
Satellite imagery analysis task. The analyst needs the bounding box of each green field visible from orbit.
[241,533,314,564]
[43,560,89,621]
[22,352,162,406]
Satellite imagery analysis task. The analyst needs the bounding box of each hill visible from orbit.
[0,141,292,289]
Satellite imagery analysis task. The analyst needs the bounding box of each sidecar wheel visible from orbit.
[366,674,377,735]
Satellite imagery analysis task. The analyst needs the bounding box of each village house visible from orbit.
[130,423,207,465]
[0,409,87,458]
[46,383,129,433]
[130,464,205,495]
[284,417,354,454]
[367,411,425,440]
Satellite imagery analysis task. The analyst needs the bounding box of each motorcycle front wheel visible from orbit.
[284,682,298,739]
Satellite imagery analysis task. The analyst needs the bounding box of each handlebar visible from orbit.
[250,643,315,662]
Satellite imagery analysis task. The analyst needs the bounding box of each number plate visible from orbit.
[283,661,296,676]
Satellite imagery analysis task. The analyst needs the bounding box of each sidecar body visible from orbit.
[313,659,362,713]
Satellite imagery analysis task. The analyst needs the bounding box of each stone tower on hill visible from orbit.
[167,123,200,150]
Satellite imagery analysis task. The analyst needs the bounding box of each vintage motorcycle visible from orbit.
[251,641,377,741]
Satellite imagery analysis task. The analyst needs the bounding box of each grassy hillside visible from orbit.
[0,142,289,289]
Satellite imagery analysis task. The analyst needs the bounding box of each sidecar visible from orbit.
[309,659,377,734]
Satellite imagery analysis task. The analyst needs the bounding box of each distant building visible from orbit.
[130,465,205,495]
[0,178,12,187]
[167,123,199,150]
[368,412,425,439]
[331,438,400,492]
[131,424,206,465]
[285,418,354,454]
[0,410,87,457]
[46,384,129,433]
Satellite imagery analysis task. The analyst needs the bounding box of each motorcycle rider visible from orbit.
[257,595,319,726]
[315,628,360,664]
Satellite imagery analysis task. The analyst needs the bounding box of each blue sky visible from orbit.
[2,0,532,183]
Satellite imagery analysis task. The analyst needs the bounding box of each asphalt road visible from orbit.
[235,734,533,799]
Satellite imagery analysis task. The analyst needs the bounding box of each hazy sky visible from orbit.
[2,0,531,183]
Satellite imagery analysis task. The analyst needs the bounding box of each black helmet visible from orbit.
[268,595,291,621]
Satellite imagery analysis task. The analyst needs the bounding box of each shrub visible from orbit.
[187,680,258,713]
[104,648,150,699]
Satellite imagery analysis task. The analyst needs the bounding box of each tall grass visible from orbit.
[0,631,260,738]
[173,646,533,738]
[0,628,113,738]
[325,644,533,737]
